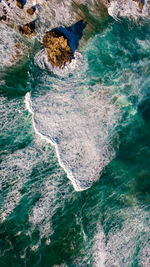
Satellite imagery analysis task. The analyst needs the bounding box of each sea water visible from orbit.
[0,1,150,266]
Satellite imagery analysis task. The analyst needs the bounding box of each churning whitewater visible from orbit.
[25,53,118,191]
[1,0,150,266]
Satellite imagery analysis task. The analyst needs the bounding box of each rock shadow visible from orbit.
[51,19,87,53]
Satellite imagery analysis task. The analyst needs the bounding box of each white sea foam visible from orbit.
[25,51,118,191]
[108,0,150,20]
[1,95,69,251]
[92,226,106,267]
[0,97,31,222]
[92,205,150,266]
[0,94,67,245]
[0,96,61,226]
[28,174,63,243]
[25,91,86,192]
[34,49,83,77]
[25,9,149,191]
[0,24,26,68]
[0,0,79,40]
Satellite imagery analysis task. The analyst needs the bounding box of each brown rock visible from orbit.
[43,31,73,68]
[19,21,36,35]
[104,0,111,7]
[0,15,7,21]
[132,0,144,11]
[16,1,23,9]
[27,6,36,16]
[22,25,33,35]
[138,0,144,10]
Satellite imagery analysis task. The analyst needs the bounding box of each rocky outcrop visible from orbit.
[43,20,87,68]
[19,20,36,35]
[16,0,27,9]
[0,15,7,21]
[27,6,36,15]
[0,0,149,69]
[43,31,73,68]
[132,0,145,10]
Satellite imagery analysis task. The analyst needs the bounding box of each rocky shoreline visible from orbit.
[0,0,150,68]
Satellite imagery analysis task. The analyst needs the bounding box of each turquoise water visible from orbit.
[1,15,150,266]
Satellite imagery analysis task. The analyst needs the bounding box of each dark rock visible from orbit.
[132,0,145,10]
[138,0,145,10]
[16,0,27,9]
[19,20,36,35]
[0,15,7,21]
[27,6,36,15]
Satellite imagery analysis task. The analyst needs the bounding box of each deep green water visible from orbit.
[1,17,150,266]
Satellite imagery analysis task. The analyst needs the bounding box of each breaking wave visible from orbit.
[34,49,83,77]
[25,46,120,191]
[25,16,150,191]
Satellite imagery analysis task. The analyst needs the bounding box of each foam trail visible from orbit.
[25,39,124,192]
[92,226,106,267]
[25,75,117,192]
[24,16,149,191]
[25,71,118,191]
[25,92,81,191]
